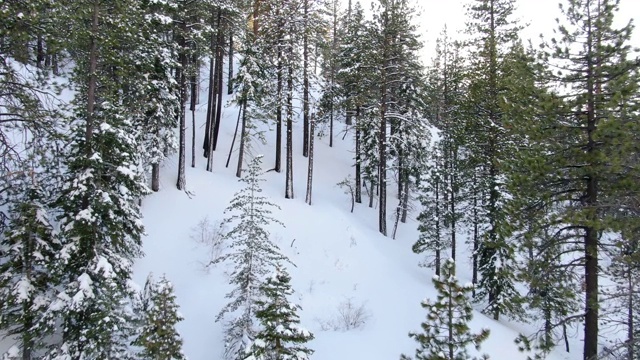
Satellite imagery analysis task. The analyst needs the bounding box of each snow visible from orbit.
[129,71,582,360]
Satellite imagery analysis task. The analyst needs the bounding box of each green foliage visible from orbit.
[0,183,59,359]
[214,155,290,360]
[402,259,490,360]
[245,266,314,360]
[133,274,186,360]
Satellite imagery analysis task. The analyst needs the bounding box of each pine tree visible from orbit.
[401,259,490,360]
[508,1,640,358]
[414,146,448,275]
[464,0,524,321]
[44,1,151,358]
[133,274,186,360]
[425,28,467,263]
[335,2,376,206]
[213,155,289,360]
[0,182,59,360]
[245,265,314,360]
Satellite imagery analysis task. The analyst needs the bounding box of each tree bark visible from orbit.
[306,114,315,205]
[228,32,234,95]
[355,108,361,204]
[236,100,248,178]
[285,41,294,199]
[302,0,310,157]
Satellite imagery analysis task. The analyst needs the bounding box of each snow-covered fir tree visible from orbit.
[213,155,289,360]
[401,259,490,360]
[413,145,448,275]
[44,1,151,358]
[133,273,186,360]
[0,181,59,360]
[245,265,314,360]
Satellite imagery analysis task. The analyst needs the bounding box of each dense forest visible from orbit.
[1,0,639,359]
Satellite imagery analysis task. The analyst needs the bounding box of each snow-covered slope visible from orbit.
[132,92,581,360]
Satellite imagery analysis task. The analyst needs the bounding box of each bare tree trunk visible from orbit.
[401,179,409,223]
[203,49,214,156]
[355,109,361,204]
[228,31,234,95]
[306,114,315,205]
[204,10,219,159]
[236,100,247,178]
[190,56,197,168]
[212,19,225,152]
[176,20,188,190]
[275,35,283,173]
[227,107,242,168]
[36,34,44,68]
[285,42,294,199]
[302,0,310,157]
[151,164,160,191]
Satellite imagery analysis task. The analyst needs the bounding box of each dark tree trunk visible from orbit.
[176,19,188,190]
[36,34,44,68]
[285,42,294,199]
[355,109,361,204]
[227,107,242,168]
[302,0,310,158]
[236,100,248,178]
[212,34,224,151]
[203,10,219,159]
[275,40,283,173]
[306,114,315,205]
[151,163,160,191]
[228,32,233,95]
[190,55,197,168]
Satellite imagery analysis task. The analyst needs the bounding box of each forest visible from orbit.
[1,0,639,359]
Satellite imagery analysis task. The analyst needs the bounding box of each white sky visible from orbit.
[357,0,640,63]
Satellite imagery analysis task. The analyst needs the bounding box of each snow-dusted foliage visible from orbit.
[245,265,314,360]
[402,259,490,360]
[0,183,59,359]
[133,273,186,360]
[213,155,289,360]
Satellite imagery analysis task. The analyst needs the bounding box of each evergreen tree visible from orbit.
[0,182,59,360]
[401,259,490,360]
[213,155,289,360]
[133,274,186,360]
[335,2,376,206]
[245,266,314,360]
[509,1,640,358]
[414,146,448,275]
[424,28,467,263]
[464,0,524,321]
[44,1,151,357]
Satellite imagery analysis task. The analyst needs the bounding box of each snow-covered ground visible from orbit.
[132,87,582,360]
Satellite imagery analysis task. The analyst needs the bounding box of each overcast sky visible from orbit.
[358,0,640,63]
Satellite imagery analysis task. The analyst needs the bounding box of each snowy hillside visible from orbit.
[132,91,581,360]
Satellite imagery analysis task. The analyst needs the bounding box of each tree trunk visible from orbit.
[228,32,234,95]
[227,107,242,168]
[176,20,188,190]
[151,163,160,191]
[306,114,315,205]
[275,37,283,173]
[285,43,294,199]
[236,100,248,178]
[203,16,216,157]
[190,55,197,168]
[355,109,361,204]
[302,0,310,158]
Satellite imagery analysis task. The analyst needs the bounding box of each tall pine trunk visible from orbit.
[306,114,315,205]
[302,0,310,157]
[355,108,361,204]
[285,42,294,199]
